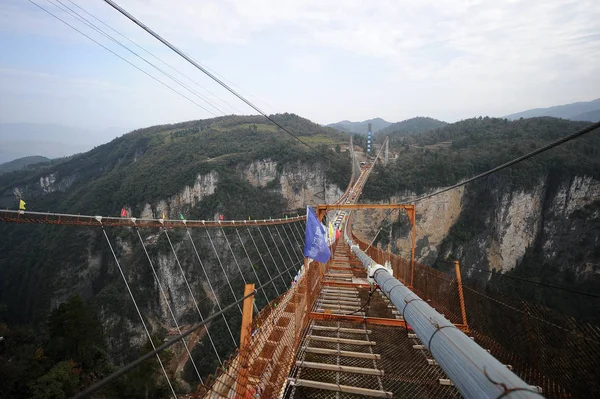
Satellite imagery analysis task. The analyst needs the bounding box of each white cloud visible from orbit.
[2,0,599,128]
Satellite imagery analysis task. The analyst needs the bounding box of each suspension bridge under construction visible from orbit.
[2,135,599,399]
[4,1,600,398]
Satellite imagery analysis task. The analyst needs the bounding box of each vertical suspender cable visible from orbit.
[235,228,271,305]
[257,226,292,284]
[265,225,295,280]
[101,227,177,399]
[220,227,259,314]
[205,229,242,315]
[246,227,281,296]
[163,229,223,365]
[134,228,203,383]
[185,229,238,346]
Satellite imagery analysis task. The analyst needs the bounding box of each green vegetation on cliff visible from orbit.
[364,117,600,200]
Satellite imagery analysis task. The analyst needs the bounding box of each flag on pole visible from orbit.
[329,222,334,241]
[120,208,127,217]
[19,199,26,210]
[162,212,166,219]
[180,213,185,220]
[303,206,331,263]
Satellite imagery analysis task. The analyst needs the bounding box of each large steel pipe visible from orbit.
[348,242,543,399]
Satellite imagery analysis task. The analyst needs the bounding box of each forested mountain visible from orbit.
[0,155,50,175]
[0,113,351,398]
[327,117,391,134]
[505,98,600,121]
[361,116,600,321]
[375,117,447,143]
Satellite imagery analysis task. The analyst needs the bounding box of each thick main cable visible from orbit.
[52,0,227,115]
[28,0,218,116]
[412,121,600,202]
[101,227,177,399]
[64,0,243,114]
[102,0,333,160]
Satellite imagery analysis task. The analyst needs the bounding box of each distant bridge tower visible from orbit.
[384,136,389,164]
[367,123,372,153]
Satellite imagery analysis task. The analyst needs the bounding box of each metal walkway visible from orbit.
[285,242,459,398]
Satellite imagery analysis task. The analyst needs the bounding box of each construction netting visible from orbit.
[198,244,333,398]
[352,231,600,398]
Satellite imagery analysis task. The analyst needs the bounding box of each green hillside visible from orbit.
[375,117,447,144]
[0,114,349,217]
[365,117,599,199]
[0,156,50,175]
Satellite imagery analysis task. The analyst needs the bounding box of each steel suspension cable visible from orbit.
[64,0,242,114]
[264,225,295,281]
[134,228,203,382]
[205,229,243,315]
[277,224,302,262]
[163,229,223,365]
[101,227,177,399]
[235,228,271,305]
[283,223,304,260]
[293,222,306,253]
[27,0,218,116]
[246,227,281,296]
[256,226,293,285]
[412,121,600,202]
[185,229,238,346]
[220,227,260,313]
[102,0,335,162]
[272,224,300,266]
[51,0,227,115]
[73,260,301,399]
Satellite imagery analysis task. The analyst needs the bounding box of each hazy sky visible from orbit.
[1,0,599,133]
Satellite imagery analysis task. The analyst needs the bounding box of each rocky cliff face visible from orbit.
[242,159,343,209]
[354,173,600,280]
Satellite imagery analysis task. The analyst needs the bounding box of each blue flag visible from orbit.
[303,206,331,263]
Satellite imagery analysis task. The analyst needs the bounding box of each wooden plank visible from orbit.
[317,299,362,306]
[307,335,375,345]
[303,346,380,359]
[287,378,393,398]
[296,360,384,376]
[319,303,360,310]
[322,281,370,288]
[310,312,408,328]
[311,326,372,334]
[316,309,365,316]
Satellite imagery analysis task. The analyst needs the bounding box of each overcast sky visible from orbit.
[1,0,599,134]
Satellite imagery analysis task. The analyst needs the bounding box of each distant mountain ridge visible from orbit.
[377,117,447,138]
[327,117,392,134]
[0,156,50,175]
[0,123,128,163]
[505,98,600,122]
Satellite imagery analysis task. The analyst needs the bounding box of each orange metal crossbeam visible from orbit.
[322,281,371,289]
[309,312,409,328]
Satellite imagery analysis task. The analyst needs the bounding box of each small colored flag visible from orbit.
[180,213,185,220]
[120,208,127,217]
[19,199,26,210]
[219,214,224,221]
[329,222,334,240]
[303,206,331,263]
[162,212,166,219]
